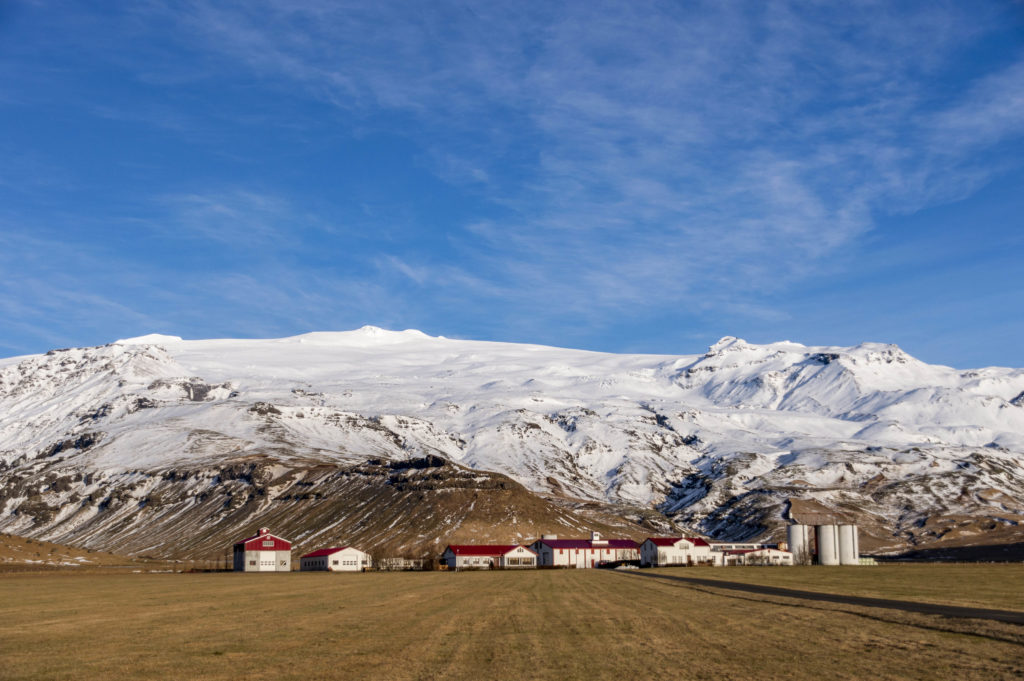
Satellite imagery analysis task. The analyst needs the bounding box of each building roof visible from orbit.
[234,528,291,548]
[534,538,638,550]
[301,547,351,559]
[445,544,536,557]
[646,537,710,548]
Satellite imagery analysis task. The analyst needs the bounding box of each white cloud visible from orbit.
[7,1,1022,349]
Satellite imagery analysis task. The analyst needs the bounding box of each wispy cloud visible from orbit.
[3,1,1022,359]
[151,190,296,245]
[127,2,1022,328]
[0,212,414,354]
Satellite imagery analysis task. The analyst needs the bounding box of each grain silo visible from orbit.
[786,524,812,565]
[815,524,840,566]
[838,524,859,565]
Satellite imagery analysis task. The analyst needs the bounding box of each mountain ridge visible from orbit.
[1,328,1022,558]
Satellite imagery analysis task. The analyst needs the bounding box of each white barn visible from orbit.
[300,546,371,572]
[639,537,714,567]
[232,527,291,572]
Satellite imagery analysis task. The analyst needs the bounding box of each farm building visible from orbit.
[639,537,714,567]
[300,546,371,572]
[441,544,537,569]
[529,532,639,568]
[711,542,778,553]
[233,527,291,572]
[377,557,428,571]
[721,548,795,566]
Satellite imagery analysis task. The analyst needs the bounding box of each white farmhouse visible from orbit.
[639,537,714,567]
[441,544,537,569]
[299,546,371,572]
[529,532,639,568]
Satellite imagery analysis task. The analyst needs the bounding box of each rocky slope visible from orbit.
[1,328,1022,558]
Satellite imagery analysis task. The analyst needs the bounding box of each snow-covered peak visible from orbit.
[844,342,915,365]
[707,336,744,352]
[114,333,185,346]
[279,327,432,347]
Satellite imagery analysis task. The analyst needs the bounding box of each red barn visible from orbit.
[233,527,292,572]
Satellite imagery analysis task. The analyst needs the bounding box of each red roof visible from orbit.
[234,528,291,550]
[647,538,677,547]
[646,537,710,547]
[445,544,536,557]
[301,547,350,559]
[534,538,638,550]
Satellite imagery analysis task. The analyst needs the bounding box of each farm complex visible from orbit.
[235,525,868,572]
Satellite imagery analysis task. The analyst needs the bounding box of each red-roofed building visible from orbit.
[299,546,371,572]
[232,527,292,572]
[529,532,639,568]
[441,544,537,570]
[639,537,714,567]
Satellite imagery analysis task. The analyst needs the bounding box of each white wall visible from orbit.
[640,540,713,567]
[499,546,536,568]
[240,550,290,572]
[301,548,369,572]
[327,548,369,572]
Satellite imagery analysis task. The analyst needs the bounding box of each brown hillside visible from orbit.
[0,533,139,570]
[14,456,669,561]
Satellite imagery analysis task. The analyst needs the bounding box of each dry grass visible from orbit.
[660,563,1024,610]
[0,533,160,571]
[0,568,1022,680]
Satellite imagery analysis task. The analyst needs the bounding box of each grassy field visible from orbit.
[663,563,1024,610]
[1,567,1022,681]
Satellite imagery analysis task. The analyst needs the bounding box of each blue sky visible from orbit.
[1,1,1022,368]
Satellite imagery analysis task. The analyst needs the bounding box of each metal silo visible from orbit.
[787,524,811,565]
[838,524,859,565]
[816,524,840,566]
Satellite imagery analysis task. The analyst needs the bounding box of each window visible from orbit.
[333,559,339,565]
[249,560,256,566]
[262,540,275,547]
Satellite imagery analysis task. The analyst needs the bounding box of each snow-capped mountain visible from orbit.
[1,327,1022,558]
